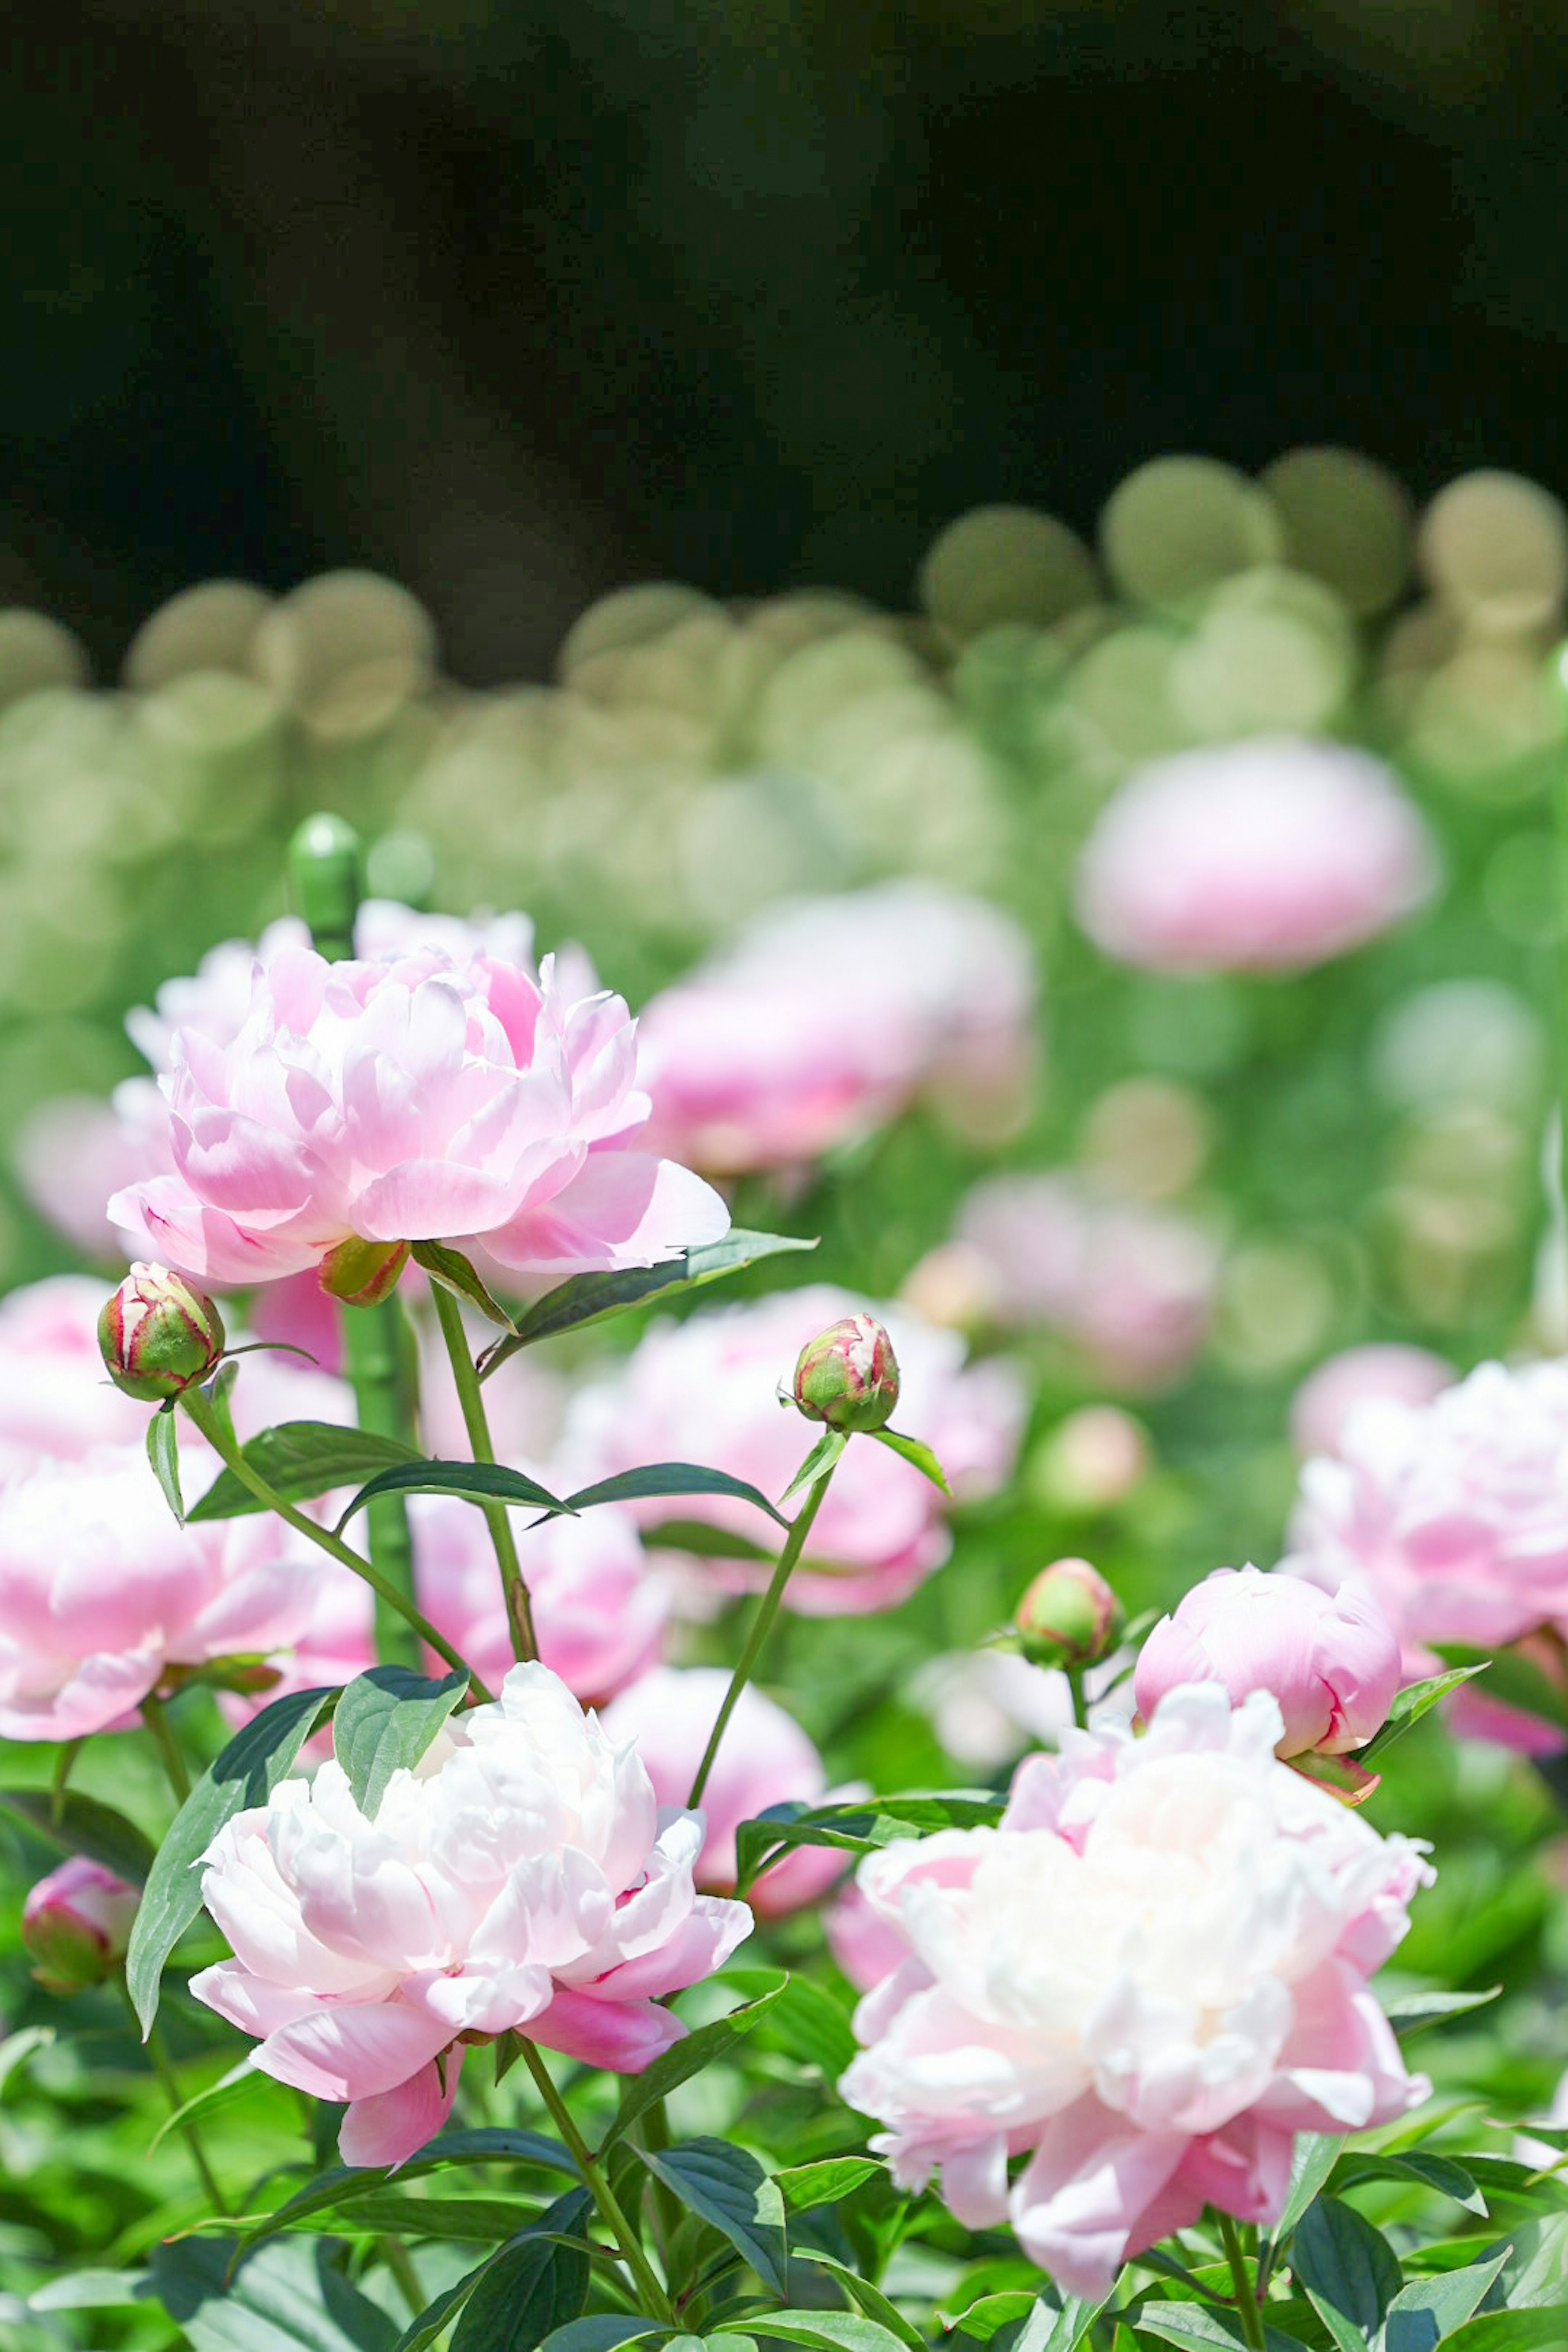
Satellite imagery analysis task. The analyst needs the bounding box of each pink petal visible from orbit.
[254,1998,454,2102]
[339,2048,464,2169]
[525,1987,688,2074]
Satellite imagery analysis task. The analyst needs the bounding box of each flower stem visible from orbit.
[519,2038,671,2320]
[140,1695,190,1804]
[1215,2209,1266,2352]
[430,1284,538,1663]
[121,1983,229,2213]
[1066,1666,1090,1732]
[177,1383,492,1701]
[341,1298,421,1671]
[687,1464,836,1809]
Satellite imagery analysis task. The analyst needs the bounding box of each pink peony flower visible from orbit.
[601,1667,849,1918]
[561,1285,1024,1616]
[949,1174,1219,1390]
[192,1662,753,2165]
[1134,1566,1402,1758]
[0,1447,325,1741]
[1074,737,1437,974]
[22,1856,140,1993]
[638,882,1038,1175]
[1289,1344,1454,1458]
[1285,1359,1568,1754]
[825,1883,911,1993]
[840,1684,1432,2298]
[109,939,728,1287]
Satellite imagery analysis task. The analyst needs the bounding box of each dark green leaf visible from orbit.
[148,2234,399,2352]
[564,1464,786,1528]
[1439,2319,1568,2352]
[477,1230,817,1375]
[1379,1986,1503,2038]
[638,2139,787,2295]
[391,2262,501,2352]
[944,2297,1036,2344]
[1332,2150,1485,2213]
[1009,2303,1107,2352]
[1292,2196,1401,2342]
[418,2128,576,2174]
[411,1241,519,1333]
[336,1460,574,1533]
[449,2193,592,2352]
[710,2318,913,2352]
[793,2252,925,2352]
[866,1427,951,1495]
[599,1981,786,2152]
[147,1402,185,1523]
[733,1792,1003,1893]
[334,1666,471,1819]
[535,2323,670,2352]
[1274,2134,1341,2240]
[780,1428,847,1506]
[0,1787,156,1884]
[775,2158,882,2213]
[189,1424,425,1522]
[1128,2305,1313,2352]
[1383,2250,1510,2352]
[639,1520,776,1564]
[276,2194,548,2242]
[1353,1665,1489,1765]
[243,2139,576,2250]
[126,1686,337,2033]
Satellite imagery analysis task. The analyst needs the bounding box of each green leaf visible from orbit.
[1383,2249,1510,2352]
[148,2234,399,2352]
[411,1241,519,1333]
[126,1685,337,2034]
[565,1464,787,1528]
[189,1424,425,1521]
[637,2138,787,2294]
[866,1427,951,1495]
[477,1230,817,1375]
[448,2194,592,2352]
[793,2252,926,2352]
[29,2269,151,2312]
[1430,1645,1568,1735]
[334,1666,471,1819]
[775,2157,882,2212]
[336,1460,575,1533]
[639,1520,776,1564]
[945,2297,1037,2344]
[1008,2302,1107,2352]
[1274,2133,1341,2241]
[732,1791,1003,1893]
[710,2319,913,2352]
[1439,2319,1568,2352]
[391,2263,500,2352]
[598,1980,786,2152]
[1353,1665,1489,1765]
[147,1401,185,1523]
[780,1427,847,1506]
[1332,2149,1485,2214]
[1292,2196,1401,2344]
[721,1964,858,2077]
[0,1787,157,1883]
[147,2056,263,2155]
[242,2139,575,2250]
[535,2324,670,2352]
[1379,1986,1503,2038]
[1127,2305,1313,2352]
[276,2194,550,2243]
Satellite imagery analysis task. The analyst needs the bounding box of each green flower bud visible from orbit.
[98,1263,226,1401]
[319,1235,411,1307]
[791,1313,900,1434]
[22,1858,139,1995]
[1014,1557,1125,1670]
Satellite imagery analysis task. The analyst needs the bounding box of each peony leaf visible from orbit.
[1291,2194,1401,2346]
[243,2136,575,2253]
[733,1792,1003,1895]
[780,1427,847,1505]
[334,1665,472,1820]
[1354,1662,1491,1764]
[774,2157,882,2213]
[0,1788,157,1885]
[943,2297,1105,2351]
[410,1241,519,1334]
[793,2253,927,2352]
[598,1979,787,2153]
[535,2326,672,2352]
[126,1685,338,2034]
[1127,2305,1314,2352]
[147,2234,399,2352]
[146,2056,262,2156]
[637,2138,788,2294]
[1380,2246,1510,2348]
[1418,2318,1568,2352]
[866,1427,951,1496]
[189,1423,426,1522]
[336,1460,575,1534]
[146,1403,184,1524]
[565,1463,788,1526]
[719,1965,858,2077]
[1378,1984,1502,2038]
[1429,1644,1568,1735]
[449,2195,592,2352]
[709,2320,934,2352]
[1332,2147,1485,2211]
[639,1519,776,1563]
[477,1229,818,1377]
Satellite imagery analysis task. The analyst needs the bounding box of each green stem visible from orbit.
[519,2039,671,2321]
[177,1383,492,1701]
[140,1696,190,1804]
[688,1466,835,1809]
[342,1299,421,1670]
[379,2236,424,2319]
[1066,1666,1090,1733]
[122,1984,229,2213]
[431,1285,538,1662]
[1215,2209,1266,2352]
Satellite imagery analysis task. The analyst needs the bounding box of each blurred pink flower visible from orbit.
[562,1285,1024,1616]
[22,1856,140,1993]
[0,1275,149,1472]
[825,1883,910,1993]
[949,1174,1219,1390]
[110,941,727,1287]
[1134,1566,1402,1757]
[841,1684,1432,2298]
[1074,737,1437,973]
[602,1666,849,1917]
[639,882,1038,1174]
[1290,1344,1454,1457]
[192,1662,753,2165]
[1285,1360,1568,1754]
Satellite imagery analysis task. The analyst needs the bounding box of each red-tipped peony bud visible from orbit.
[1015,1556,1125,1669]
[22,1857,139,1994]
[318,1235,411,1307]
[98,1263,226,1401]
[792,1313,901,1434]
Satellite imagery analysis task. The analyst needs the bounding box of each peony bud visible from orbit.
[22,1856,139,1993]
[318,1235,411,1308]
[98,1263,225,1401]
[1028,1404,1151,1516]
[791,1314,900,1433]
[1015,1556,1125,1668]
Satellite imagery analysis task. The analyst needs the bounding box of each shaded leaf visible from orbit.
[477,1230,817,1375]
[0,1787,156,1884]
[1292,2196,1401,2343]
[336,1460,574,1533]
[1383,2250,1511,2352]
[638,2138,787,2294]
[449,2193,592,2352]
[733,1792,1003,1893]
[565,1463,786,1528]
[1439,2319,1568,2352]
[1333,2149,1485,2214]
[639,1519,775,1564]
[1274,2134,1341,2241]
[1379,1986,1503,2039]
[148,2234,399,2352]
[1354,1665,1489,1766]
[1128,2305,1313,2352]
[794,2251,926,2352]
[148,1402,185,1523]
[334,1666,471,1819]
[411,1241,518,1333]
[710,2319,914,2352]
[536,2326,671,2352]
[599,1980,786,2152]
[867,1427,951,1495]
[190,1424,425,1522]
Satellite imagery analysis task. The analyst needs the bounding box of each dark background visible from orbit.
[9,0,1564,679]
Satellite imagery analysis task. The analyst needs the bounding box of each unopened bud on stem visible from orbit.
[792,1313,900,1433]
[98,1263,226,1401]
[22,1858,139,1994]
[1015,1557,1125,1669]
[319,1234,410,1308]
